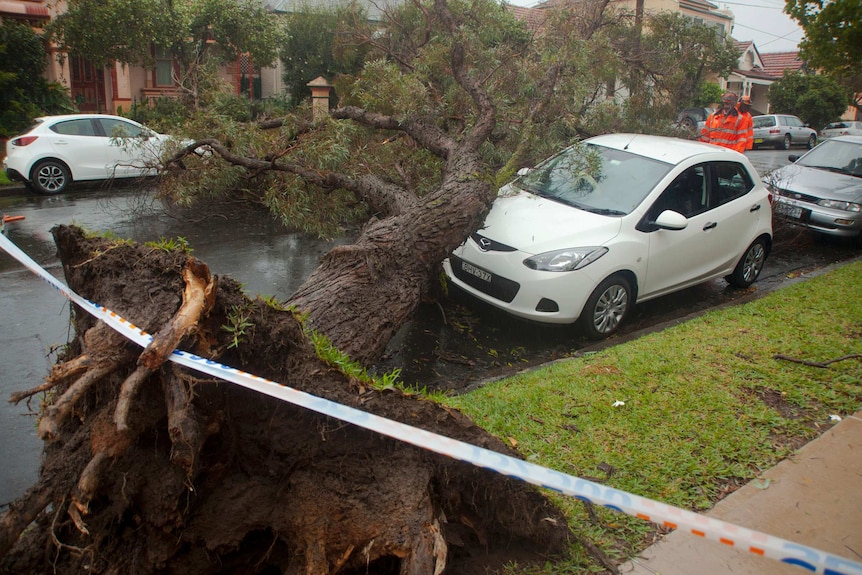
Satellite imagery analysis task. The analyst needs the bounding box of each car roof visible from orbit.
[35,114,138,123]
[828,135,862,144]
[585,133,744,165]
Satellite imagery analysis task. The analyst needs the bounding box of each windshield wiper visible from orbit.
[805,165,850,174]
[583,207,626,216]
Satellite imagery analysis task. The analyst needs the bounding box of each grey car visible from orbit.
[764,135,862,239]
[752,114,817,150]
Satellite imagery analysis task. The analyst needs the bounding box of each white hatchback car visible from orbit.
[4,114,175,194]
[443,134,774,339]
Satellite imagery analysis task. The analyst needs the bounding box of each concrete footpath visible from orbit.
[620,409,862,574]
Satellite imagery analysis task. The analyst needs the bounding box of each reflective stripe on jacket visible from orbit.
[699,110,747,152]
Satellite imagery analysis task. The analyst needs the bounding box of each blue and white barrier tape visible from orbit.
[2,232,860,575]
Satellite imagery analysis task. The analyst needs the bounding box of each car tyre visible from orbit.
[32,160,70,194]
[579,274,632,339]
[779,134,791,150]
[807,134,816,149]
[726,238,768,288]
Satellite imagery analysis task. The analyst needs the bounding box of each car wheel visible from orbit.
[32,160,70,194]
[681,117,696,131]
[579,274,632,339]
[807,134,816,149]
[779,134,791,150]
[726,238,768,288]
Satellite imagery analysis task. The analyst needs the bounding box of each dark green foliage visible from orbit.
[785,0,862,109]
[279,4,371,106]
[767,72,851,130]
[0,21,75,137]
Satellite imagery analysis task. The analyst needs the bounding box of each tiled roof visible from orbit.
[760,51,805,78]
[504,3,547,30]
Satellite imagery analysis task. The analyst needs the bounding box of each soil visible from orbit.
[0,226,571,574]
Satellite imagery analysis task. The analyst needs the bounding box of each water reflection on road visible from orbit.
[0,185,346,505]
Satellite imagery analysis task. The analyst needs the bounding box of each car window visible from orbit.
[50,119,97,137]
[753,116,775,128]
[795,139,862,176]
[97,118,144,138]
[711,162,754,207]
[514,143,673,215]
[647,165,707,219]
[825,123,846,130]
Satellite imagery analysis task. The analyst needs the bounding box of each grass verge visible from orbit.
[446,260,862,573]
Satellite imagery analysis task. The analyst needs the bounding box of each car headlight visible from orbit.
[523,247,608,272]
[817,199,862,213]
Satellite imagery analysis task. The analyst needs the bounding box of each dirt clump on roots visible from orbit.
[1,225,570,575]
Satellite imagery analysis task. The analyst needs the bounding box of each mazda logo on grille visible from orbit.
[478,237,492,251]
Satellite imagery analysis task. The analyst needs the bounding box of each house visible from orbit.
[725,41,806,114]
[1,0,272,114]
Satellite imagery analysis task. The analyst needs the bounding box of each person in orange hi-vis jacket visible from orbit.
[699,92,747,152]
[737,95,754,150]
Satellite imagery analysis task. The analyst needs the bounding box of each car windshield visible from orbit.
[514,143,673,215]
[794,139,862,177]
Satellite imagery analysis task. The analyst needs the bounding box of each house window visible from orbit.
[155,46,174,86]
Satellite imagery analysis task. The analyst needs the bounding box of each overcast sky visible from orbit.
[503,0,806,53]
[719,0,804,53]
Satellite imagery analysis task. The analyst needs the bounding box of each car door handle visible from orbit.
[750,204,761,212]
[703,222,717,231]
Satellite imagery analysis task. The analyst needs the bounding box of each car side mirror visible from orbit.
[654,210,688,231]
[788,154,799,163]
[516,167,532,176]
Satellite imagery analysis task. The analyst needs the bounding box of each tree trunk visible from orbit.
[0,226,570,575]
[287,150,495,365]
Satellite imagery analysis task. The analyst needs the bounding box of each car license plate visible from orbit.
[754,138,763,144]
[461,261,492,282]
[775,202,802,219]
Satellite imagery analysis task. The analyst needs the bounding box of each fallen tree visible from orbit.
[1,225,570,574]
[3,0,582,571]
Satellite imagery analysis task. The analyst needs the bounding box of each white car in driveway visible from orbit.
[443,134,774,339]
[3,114,177,194]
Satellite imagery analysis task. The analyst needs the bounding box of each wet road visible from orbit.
[2,148,858,505]
[0,186,346,504]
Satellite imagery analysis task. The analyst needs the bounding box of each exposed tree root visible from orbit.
[1,226,572,574]
[37,361,119,441]
[8,354,93,405]
[115,258,216,431]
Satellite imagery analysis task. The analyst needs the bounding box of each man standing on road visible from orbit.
[700,92,747,152]
[738,95,754,151]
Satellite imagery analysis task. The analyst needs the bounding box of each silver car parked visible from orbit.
[752,114,817,150]
[764,135,862,239]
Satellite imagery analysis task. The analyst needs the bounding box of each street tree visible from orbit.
[47,0,283,109]
[627,12,739,114]
[785,0,862,111]
[0,1,579,572]
[0,20,74,137]
[280,4,373,106]
[767,71,850,130]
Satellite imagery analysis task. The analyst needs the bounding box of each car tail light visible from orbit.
[768,128,780,134]
[767,192,774,206]
[12,136,38,146]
